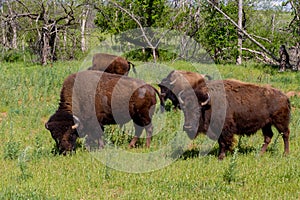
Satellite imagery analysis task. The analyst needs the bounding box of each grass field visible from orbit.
[0,60,300,199]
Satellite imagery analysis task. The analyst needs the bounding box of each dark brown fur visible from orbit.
[45,71,164,155]
[88,53,136,75]
[158,70,210,109]
[180,79,291,160]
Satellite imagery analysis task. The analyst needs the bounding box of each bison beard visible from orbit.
[179,79,291,160]
[45,70,164,155]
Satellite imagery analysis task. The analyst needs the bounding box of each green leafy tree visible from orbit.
[284,0,300,42]
[94,0,167,33]
[196,1,239,64]
[94,0,170,60]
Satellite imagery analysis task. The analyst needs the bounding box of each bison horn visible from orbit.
[203,74,212,80]
[72,115,80,129]
[45,122,49,130]
[169,78,177,85]
[178,90,185,104]
[201,93,210,106]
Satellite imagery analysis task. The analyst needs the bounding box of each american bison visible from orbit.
[178,79,291,160]
[88,53,136,75]
[158,70,211,109]
[45,70,164,155]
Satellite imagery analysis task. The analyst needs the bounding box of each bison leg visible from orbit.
[282,129,290,155]
[217,132,234,160]
[261,124,274,155]
[273,123,290,155]
[218,139,226,160]
[129,124,144,148]
[145,124,153,148]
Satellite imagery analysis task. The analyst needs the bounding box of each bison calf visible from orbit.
[45,70,164,155]
[178,79,291,160]
[88,53,136,75]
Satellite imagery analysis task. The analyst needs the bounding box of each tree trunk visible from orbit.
[81,6,90,52]
[236,0,243,65]
[41,31,50,65]
[63,28,67,51]
[49,23,57,61]
[1,5,7,49]
[271,14,275,38]
[7,2,17,49]
[11,22,17,49]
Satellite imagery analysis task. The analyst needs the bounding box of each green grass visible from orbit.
[0,60,300,199]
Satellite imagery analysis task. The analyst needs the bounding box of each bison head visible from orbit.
[45,110,80,155]
[158,70,211,110]
[158,79,180,109]
[178,89,210,140]
[158,73,192,109]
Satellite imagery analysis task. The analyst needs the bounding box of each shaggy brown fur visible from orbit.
[88,53,136,75]
[45,71,164,155]
[179,79,291,160]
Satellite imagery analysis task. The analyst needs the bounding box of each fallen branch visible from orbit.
[249,34,272,44]
[242,47,277,65]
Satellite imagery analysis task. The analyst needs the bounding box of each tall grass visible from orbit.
[0,61,299,199]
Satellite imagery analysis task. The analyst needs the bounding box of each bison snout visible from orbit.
[183,125,198,139]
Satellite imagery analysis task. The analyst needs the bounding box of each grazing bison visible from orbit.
[45,70,164,155]
[88,53,136,75]
[178,79,291,160]
[158,70,211,109]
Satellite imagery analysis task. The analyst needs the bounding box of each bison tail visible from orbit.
[128,62,137,74]
[154,87,165,113]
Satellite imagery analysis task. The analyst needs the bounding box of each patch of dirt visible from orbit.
[286,91,300,98]
[0,112,7,123]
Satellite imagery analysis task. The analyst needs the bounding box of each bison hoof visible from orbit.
[218,153,226,160]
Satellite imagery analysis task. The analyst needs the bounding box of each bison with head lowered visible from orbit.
[178,79,291,160]
[158,70,211,109]
[45,70,164,155]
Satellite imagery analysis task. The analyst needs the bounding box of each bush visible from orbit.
[1,49,35,63]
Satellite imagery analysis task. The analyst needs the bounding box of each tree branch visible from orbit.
[206,0,280,63]
[242,47,277,65]
[109,1,159,61]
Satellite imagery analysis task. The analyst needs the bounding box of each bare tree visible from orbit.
[13,0,77,65]
[206,0,280,64]
[0,0,82,64]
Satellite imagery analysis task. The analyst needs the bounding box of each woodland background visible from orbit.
[0,0,299,66]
